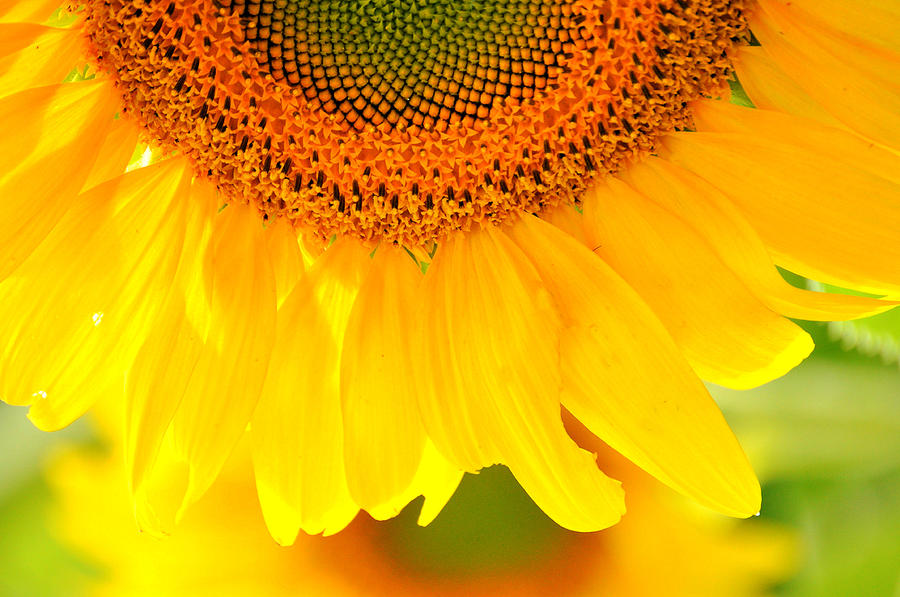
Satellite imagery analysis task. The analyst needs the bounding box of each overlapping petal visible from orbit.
[0,159,191,430]
[0,0,63,24]
[126,181,217,531]
[663,103,900,295]
[621,156,896,320]
[417,225,625,532]
[0,80,119,280]
[251,240,368,544]
[0,0,895,546]
[509,215,760,517]
[582,176,812,389]
[0,22,83,96]
[340,246,427,514]
[171,202,277,515]
[749,0,900,148]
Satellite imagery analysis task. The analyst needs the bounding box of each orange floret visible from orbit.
[82,0,747,247]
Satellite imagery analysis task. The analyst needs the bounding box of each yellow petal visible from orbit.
[340,245,426,513]
[170,202,277,515]
[126,181,217,502]
[662,111,900,295]
[0,22,48,57]
[263,218,304,306]
[251,240,369,544]
[733,46,842,128]
[366,438,464,525]
[773,0,900,54]
[692,99,900,187]
[508,215,760,518]
[621,156,896,321]
[127,293,200,498]
[541,201,588,245]
[82,116,141,191]
[750,0,900,148]
[0,80,120,280]
[0,159,191,430]
[297,233,327,269]
[582,177,812,389]
[0,23,82,96]
[132,431,191,537]
[417,225,625,532]
[412,442,466,526]
[413,230,501,473]
[0,0,62,23]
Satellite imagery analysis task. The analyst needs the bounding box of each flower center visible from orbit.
[229,0,571,131]
[81,0,747,247]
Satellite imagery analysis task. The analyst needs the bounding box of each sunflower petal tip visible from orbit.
[263,515,301,548]
[254,482,304,545]
[732,478,763,520]
[717,328,815,391]
[704,458,762,520]
[26,402,68,433]
[133,497,174,539]
[320,518,357,539]
[271,532,300,547]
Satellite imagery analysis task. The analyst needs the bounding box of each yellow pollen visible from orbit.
[81,0,748,246]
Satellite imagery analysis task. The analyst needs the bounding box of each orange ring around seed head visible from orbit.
[81,0,748,247]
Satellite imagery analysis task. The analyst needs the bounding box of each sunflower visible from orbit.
[1,0,898,544]
[49,417,796,597]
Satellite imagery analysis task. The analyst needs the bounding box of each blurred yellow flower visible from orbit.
[49,420,796,597]
[1,0,898,543]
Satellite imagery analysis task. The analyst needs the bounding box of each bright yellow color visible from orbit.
[509,216,760,516]
[0,0,898,543]
[0,80,119,280]
[663,103,900,296]
[583,176,813,390]
[49,421,797,597]
[620,157,895,321]
[416,225,626,531]
[748,0,900,149]
[340,246,427,513]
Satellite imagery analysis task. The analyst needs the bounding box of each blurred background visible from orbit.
[1,314,898,596]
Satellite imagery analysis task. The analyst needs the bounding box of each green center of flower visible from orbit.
[221,0,572,130]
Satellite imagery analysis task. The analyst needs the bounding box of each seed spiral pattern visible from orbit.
[81,0,748,246]
[232,0,572,131]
